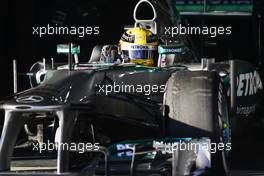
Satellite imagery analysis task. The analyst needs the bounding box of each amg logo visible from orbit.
[237,71,263,97]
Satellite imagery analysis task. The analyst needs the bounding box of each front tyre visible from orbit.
[164,70,231,175]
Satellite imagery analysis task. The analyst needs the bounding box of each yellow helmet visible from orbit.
[119,27,158,66]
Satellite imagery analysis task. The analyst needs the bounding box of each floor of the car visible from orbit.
[11,159,56,171]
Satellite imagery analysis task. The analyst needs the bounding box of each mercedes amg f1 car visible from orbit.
[0,0,262,175]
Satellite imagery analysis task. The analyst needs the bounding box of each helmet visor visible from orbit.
[121,44,157,59]
[128,50,154,59]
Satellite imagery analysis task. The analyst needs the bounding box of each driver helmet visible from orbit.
[119,27,158,66]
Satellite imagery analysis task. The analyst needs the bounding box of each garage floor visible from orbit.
[11,159,56,171]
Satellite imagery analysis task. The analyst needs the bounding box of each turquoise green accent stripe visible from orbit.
[176,4,252,12]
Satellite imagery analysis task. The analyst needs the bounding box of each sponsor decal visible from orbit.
[237,104,256,117]
[131,45,149,50]
[122,44,156,51]
[237,71,263,97]
[116,144,133,157]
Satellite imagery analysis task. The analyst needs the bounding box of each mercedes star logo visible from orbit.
[16,95,44,103]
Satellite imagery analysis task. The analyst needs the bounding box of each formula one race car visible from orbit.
[0,0,262,176]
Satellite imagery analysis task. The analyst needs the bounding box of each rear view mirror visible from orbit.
[57,44,80,55]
